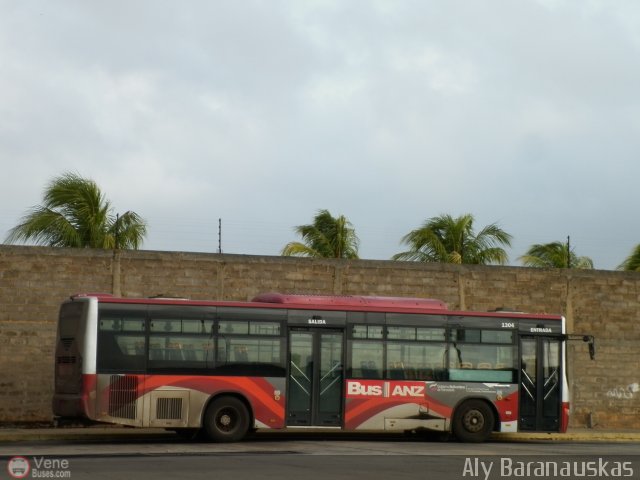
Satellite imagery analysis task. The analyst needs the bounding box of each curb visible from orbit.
[1,428,639,444]
[492,431,640,443]
[0,428,174,443]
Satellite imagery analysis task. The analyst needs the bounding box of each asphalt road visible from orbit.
[2,433,640,480]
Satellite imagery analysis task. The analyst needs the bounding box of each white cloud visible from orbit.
[303,74,368,110]
[387,46,477,95]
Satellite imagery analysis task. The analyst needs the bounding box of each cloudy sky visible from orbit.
[1,0,639,270]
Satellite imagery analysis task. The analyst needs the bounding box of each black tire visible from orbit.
[203,396,250,442]
[452,400,494,443]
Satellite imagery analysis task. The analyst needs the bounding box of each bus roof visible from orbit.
[252,292,448,310]
[69,292,562,320]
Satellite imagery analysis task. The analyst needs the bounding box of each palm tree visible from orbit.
[618,244,640,271]
[5,172,147,249]
[281,209,359,259]
[519,241,594,269]
[392,213,512,264]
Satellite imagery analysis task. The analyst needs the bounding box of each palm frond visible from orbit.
[393,213,511,265]
[618,244,640,271]
[519,241,594,269]
[281,242,322,257]
[281,209,359,259]
[4,172,146,250]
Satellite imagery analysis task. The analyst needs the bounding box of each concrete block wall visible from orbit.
[0,247,113,421]
[0,245,638,428]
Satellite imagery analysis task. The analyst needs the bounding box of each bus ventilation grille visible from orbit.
[108,375,138,420]
[156,398,183,420]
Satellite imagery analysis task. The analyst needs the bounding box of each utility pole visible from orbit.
[112,213,122,297]
[115,213,120,250]
[218,218,222,254]
[566,235,571,269]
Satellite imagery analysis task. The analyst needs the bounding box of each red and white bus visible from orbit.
[53,292,575,442]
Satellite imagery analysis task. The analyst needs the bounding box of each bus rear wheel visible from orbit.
[203,396,250,442]
[452,400,494,443]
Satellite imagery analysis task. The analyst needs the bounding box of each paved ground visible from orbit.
[4,446,638,480]
[0,426,639,443]
[2,427,638,480]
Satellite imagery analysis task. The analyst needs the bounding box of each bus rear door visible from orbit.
[519,335,562,431]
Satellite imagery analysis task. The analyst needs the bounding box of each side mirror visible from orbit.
[566,334,596,360]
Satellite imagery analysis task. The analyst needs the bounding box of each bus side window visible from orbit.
[97,315,145,373]
[350,341,383,379]
[386,342,446,381]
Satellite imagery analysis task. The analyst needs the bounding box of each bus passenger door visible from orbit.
[287,329,344,427]
[519,336,562,431]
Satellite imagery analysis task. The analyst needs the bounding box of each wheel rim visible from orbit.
[462,408,485,433]
[216,408,237,433]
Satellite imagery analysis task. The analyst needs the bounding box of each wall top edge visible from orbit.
[0,244,638,278]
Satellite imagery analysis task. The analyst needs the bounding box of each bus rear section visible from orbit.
[52,297,98,423]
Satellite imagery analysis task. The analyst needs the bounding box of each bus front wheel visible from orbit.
[203,396,250,442]
[452,400,494,443]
